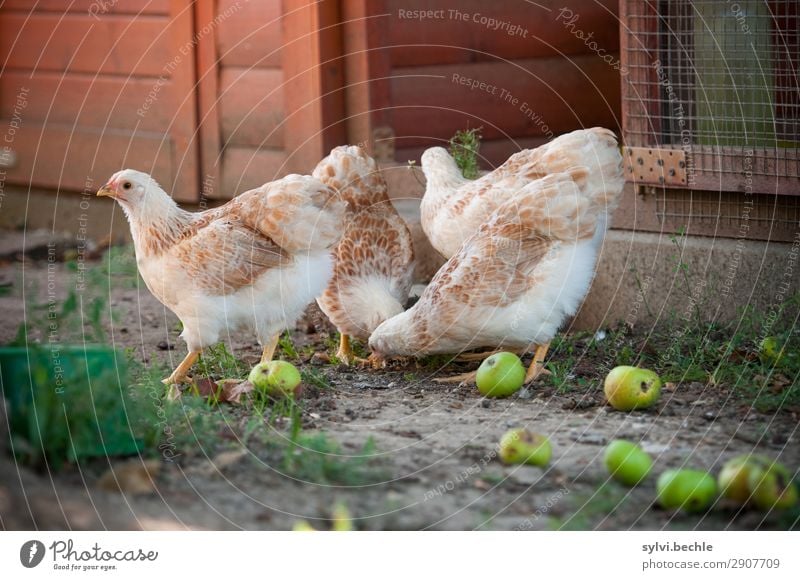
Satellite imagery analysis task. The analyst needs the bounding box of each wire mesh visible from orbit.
[622,0,799,191]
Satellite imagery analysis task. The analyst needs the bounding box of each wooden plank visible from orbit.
[390,55,621,148]
[281,0,346,173]
[0,71,174,132]
[0,13,173,76]
[340,0,392,155]
[0,121,173,193]
[219,68,285,149]
[386,0,619,67]
[222,147,289,196]
[194,0,222,200]
[1,1,169,14]
[163,0,198,200]
[217,0,282,68]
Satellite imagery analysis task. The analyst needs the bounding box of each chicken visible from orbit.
[312,146,414,364]
[97,170,345,388]
[420,127,623,260]
[369,164,621,383]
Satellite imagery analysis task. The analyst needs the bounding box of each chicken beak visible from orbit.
[96,185,115,198]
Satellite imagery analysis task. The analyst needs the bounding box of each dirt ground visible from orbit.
[1,249,798,531]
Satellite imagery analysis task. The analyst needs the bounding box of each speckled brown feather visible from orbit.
[314,146,415,340]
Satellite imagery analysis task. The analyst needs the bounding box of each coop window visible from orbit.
[622,0,799,196]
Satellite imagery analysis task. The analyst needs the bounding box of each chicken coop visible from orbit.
[0,0,619,207]
[619,0,799,242]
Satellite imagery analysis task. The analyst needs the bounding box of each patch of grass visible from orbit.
[301,368,332,390]
[449,127,482,179]
[278,330,298,359]
[196,343,248,380]
[550,483,627,531]
[282,432,385,486]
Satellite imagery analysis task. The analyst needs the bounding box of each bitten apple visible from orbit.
[748,462,798,511]
[498,428,552,467]
[717,454,773,504]
[604,440,653,486]
[604,366,662,411]
[248,360,302,397]
[476,352,526,398]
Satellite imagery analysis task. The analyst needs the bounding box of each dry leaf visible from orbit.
[99,459,161,495]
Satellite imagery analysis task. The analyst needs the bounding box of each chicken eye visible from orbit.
[123,181,132,190]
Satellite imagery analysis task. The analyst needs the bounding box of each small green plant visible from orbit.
[282,432,385,486]
[196,343,247,380]
[301,368,331,390]
[449,127,482,179]
[278,331,298,359]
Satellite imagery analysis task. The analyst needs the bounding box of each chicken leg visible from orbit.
[525,343,552,383]
[162,350,200,385]
[261,334,280,363]
[433,370,477,384]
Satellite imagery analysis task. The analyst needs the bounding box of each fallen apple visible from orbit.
[476,352,526,398]
[248,360,302,397]
[604,365,662,411]
[656,469,717,513]
[717,454,773,504]
[748,461,798,511]
[758,336,784,366]
[604,440,652,486]
[498,428,552,467]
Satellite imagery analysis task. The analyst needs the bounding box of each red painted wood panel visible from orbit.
[0,121,174,193]
[386,0,619,67]
[391,54,621,148]
[2,1,169,14]
[222,147,289,195]
[217,0,282,68]
[0,71,174,131]
[219,68,285,149]
[0,0,199,200]
[0,13,173,76]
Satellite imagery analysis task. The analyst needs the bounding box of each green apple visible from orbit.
[476,352,526,397]
[758,336,783,365]
[604,366,662,411]
[656,469,717,513]
[747,462,798,511]
[604,440,653,486]
[717,454,773,504]
[498,428,552,467]
[248,360,302,397]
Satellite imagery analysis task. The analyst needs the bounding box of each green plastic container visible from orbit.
[0,345,142,466]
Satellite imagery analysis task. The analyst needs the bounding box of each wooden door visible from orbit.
[0,0,199,201]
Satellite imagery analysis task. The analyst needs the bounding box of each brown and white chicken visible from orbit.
[97,170,345,387]
[420,127,623,260]
[313,146,414,363]
[370,161,623,384]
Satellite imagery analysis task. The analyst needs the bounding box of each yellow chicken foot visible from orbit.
[162,350,200,385]
[335,334,357,365]
[261,334,280,363]
[433,370,477,384]
[525,343,552,383]
[162,350,200,399]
